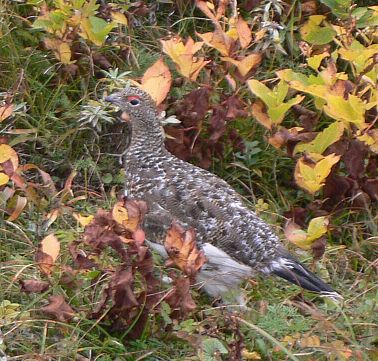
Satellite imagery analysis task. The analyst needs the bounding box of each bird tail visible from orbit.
[270,256,342,300]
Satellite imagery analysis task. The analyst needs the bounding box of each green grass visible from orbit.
[1,1,378,360]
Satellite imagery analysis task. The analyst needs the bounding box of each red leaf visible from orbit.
[40,295,74,322]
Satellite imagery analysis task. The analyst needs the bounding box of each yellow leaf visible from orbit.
[0,172,9,186]
[241,350,261,360]
[324,94,367,129]
[0,104,13,122]
[294,122,345,155]
[141,58,172,105]
[41,233,60,263]
[112,201,129,225]
[226,17,238,40]
[327,340,353,360]
[295,153,340,194]
[307,52,329,70]
[161,37,209,80]
[299,335,321,348]
[111,11,128,25]
[58,42,72,64]
[73,213,94,227]
[357,130,378,154]
[306,216,329,242]
[0,144,19,170]
[221,53,262,77]
[44,38,72,64]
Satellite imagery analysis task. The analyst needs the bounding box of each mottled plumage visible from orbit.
[105,87,341,304]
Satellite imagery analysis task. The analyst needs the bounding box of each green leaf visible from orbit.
[355,7,378,28]
[319,0,351,18]
[80,16,115,46]
[300,15,336,45]
[294,122,345,155]
[200,338,228,361]
[160,302,172,326]
[275,81,289,104]
[247,79,276,108]
[248,79,304,124]
[267,95,304,123]
[307,53,329,71]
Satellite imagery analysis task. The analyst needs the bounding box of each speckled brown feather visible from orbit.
[105,86,341,300]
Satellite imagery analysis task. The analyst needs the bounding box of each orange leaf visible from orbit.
[236,17,252,48]
[251,100,272,130]
[196,0,218,24]
[0,104,13,122]
[221,53,262,77]
[7,195,27,221]
[141,58,172,105]
[112,201,129,224]
[197,29,233,56]
[112,200,144,232]
[164,223,206,276]
[41,233,60,263]
[44,208,60,230]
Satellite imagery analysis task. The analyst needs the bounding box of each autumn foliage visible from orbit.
[1,0,378,359]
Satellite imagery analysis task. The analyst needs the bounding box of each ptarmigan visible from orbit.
[105,86,340,305]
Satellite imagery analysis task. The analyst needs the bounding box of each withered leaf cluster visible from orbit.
[26,198,206,339]
[165,87,246,169]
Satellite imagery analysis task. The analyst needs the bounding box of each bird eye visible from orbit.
[129,98,140,106]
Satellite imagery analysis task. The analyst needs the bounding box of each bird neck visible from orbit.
[129,116,166,155]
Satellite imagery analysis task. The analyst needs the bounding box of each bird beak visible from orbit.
[105,92,122,106]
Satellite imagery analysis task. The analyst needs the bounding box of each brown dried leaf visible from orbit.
[35,250,54,275]
[343,139,367,179]
[164,223,206,276]
[224,95,248,119]
[362,179,378,201]
[40,295,74,322]
[165,276,196,317]
[20,279,50,293]
[209,105,227,143]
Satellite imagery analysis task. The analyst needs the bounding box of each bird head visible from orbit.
[105,87,158,123]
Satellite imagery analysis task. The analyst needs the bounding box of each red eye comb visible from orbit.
[126,96,141,101]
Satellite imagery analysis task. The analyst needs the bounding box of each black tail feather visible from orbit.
[271,257,342,300]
